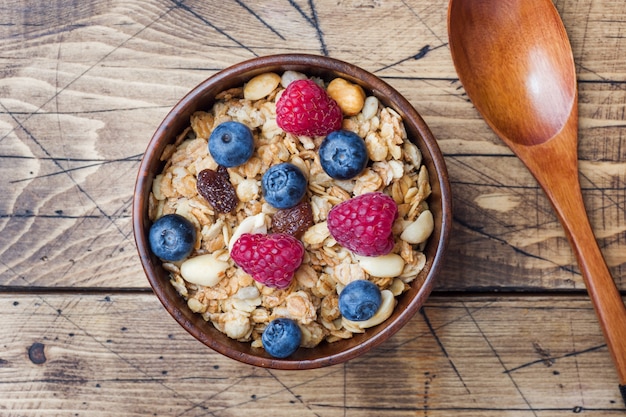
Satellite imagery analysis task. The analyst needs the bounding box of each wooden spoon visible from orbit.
[448,0,626,402]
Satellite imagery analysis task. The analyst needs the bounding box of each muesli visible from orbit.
[147,70,434,354]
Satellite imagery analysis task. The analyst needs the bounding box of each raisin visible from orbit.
[196,166,238,213]
[271,200,314,238]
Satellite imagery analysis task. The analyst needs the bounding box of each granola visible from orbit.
[148,71,434,349]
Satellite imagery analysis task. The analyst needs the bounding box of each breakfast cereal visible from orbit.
[148,72,433,350]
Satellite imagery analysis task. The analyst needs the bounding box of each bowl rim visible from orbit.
[132,53,452,369]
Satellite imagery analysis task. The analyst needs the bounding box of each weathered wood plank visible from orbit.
[0,293,624,416]
[0,0,625,292]
[2,0,626,414]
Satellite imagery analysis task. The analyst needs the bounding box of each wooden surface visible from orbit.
[1,0,625,415]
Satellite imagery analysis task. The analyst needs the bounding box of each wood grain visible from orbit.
[1,0,626,412]
[2,0,625,291]
[1,294,624,416]
[0,1,626,289]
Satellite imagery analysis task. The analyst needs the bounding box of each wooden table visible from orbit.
[2,0,625,415]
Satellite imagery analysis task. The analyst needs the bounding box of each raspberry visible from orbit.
[231,233,304,289]
[327,192,398,256]
[276,79,343,137]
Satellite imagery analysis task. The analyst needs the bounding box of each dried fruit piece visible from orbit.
[272,201,314,238]
[196,166,238,213]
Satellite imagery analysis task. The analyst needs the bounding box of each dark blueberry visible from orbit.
[148,214,196,261]
[262,318,302,358]
[208,121,254,167]
[262,163,307,209]
[319,130,368,180]
[339,280,382,321]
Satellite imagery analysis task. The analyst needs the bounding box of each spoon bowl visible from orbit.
[450,0,577,146]
[448,0,626,402]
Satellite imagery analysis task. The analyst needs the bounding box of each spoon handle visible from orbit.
[518,119,626,396]
[554,179,626,405]
[557,187,626,385]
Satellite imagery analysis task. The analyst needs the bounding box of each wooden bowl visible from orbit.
[132,54,452,369]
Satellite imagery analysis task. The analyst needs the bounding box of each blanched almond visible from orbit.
[228,212,267,252]
[355,253,405,277]
[243,72,281,100]
[180,254,229,287]
[400,209,434,244]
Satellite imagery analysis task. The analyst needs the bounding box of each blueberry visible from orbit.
[339,280,382,321]
[208,121,254,167]
[319,130,368,180]
[148,214,196,261]
[262,318,302,358]
[262,163,307,209]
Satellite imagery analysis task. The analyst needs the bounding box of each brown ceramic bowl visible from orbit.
[133,54,452,369]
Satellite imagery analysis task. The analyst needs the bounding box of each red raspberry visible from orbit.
[231,233,304,289]
[276,79,343,137]
[327,192,398,256]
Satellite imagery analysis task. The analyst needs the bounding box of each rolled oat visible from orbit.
[149,71,433,350]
